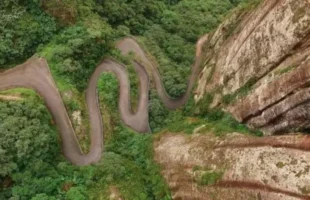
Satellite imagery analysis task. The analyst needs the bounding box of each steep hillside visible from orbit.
[0,0,250,199]
[152,1,310,199]
[195,0,310,135]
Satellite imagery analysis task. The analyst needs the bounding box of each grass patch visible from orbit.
[162,108,263,137]
[274,65,295,76]
[166,117,204,134]
[0,88,38,99]
[239,0,262,11]
[200,109,262,136]
[198,170,224,186]
[195,93,214,115]
[193,166,224,186]
[276,162,286,169]
[223,77,257,105]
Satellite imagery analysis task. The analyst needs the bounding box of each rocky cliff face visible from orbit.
[154,133,310,200]
[195,0,310,135]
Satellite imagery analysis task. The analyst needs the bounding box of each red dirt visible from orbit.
[216,181,310,200]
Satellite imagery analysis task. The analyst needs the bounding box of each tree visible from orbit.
[0,0,57,68]
[0,100,59,176]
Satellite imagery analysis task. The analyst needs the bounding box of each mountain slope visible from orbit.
[195,0,310,135]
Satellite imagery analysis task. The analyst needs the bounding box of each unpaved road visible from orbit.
[0,37,205,165]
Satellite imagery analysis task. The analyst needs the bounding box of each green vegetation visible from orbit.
[39,23,114,91]
[199,171,223,185]
[195,92,214,115]
[276,162,286,169]
[163,108,262,136]
[0,98,58,177]
[139,0,240,98]
[223,77,257,105]
[166,117,204,134]
[0,88,37,99]
[91,126,171,200]
[0,0,57,67]
[1,0,253,98]
[192,92,263,136]
[0,93,171,200]
[274,65,295,76]
[0,0,263,199]
[0,97,91,200]
[239,0,262,10]
[199,109,262,136]
[193,166,224,186]
[94,73,172,199]
[97,72,120,140]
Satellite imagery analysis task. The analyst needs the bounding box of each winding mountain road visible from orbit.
[2,34,310,200]
[0,36,207,165]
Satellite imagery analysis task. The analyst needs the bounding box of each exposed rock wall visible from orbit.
[154,133,310,200]
[195,0,310,135]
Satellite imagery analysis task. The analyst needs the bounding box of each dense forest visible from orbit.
[0,0,260,199]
